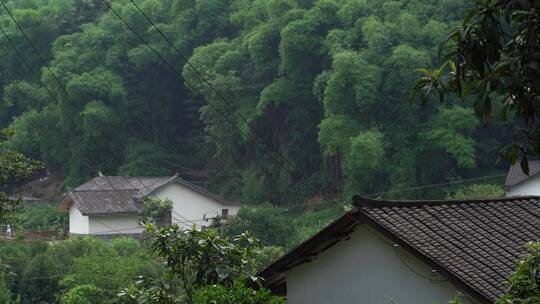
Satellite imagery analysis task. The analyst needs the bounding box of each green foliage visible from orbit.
[253,246,284,271]
[0,237,165,304]
[121,225,286,304]
[449,184,504,200]
[60,238,161,300]
[0,274,12,304]
[412,0,540,169]
[224,204,295,248]
[119,277,181,304]
[0,0,509,202]
[0,129,42,224]
[193,281,285,304]
[62,284,106,304]
[146,225,259,303]
[318,114,361,156]
[225,203,338,251]
[138,197,172,226]
[421,106,478,169]
[497,242,540,304]
[20,252,62,303]
[12,203,68,232]
[343,130,384,194]
[240,169,267,204]
[289,206,338,245]
[117,142,182,177]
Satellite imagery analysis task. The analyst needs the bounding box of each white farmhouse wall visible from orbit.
[506,174,540,196]
[88,214,143,235]
[286,226,477,304]
[155,183,240,229]
[69,206,89,234]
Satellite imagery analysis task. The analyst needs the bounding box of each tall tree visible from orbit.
[0,129,42,223]
[413,0,540,172]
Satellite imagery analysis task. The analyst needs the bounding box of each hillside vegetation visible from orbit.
[0,0,510,205]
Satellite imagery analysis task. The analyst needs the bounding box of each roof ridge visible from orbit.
[353,195,540,207]
[70,188,138,192]
[99,175,172,179]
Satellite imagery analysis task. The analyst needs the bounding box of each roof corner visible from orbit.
[57,191,74,212]
[352,195,386,208]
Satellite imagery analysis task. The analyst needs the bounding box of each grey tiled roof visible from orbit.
[69,189,139,215]
[356,197,540,302]
[75,176,171,192]
[61,175,230,215]
[259,196,540,303]
[505,161,540,188]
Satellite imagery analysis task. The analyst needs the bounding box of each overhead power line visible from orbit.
[0,23,57,99]
[97,0,347,215]
[0,0,508,223]
[0,2,215,228]
[0,0,72,102]
[362,173,506,198]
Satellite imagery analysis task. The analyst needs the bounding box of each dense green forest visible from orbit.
[0,229,285,303]
[0,0,536,303]
[0,0,511,205]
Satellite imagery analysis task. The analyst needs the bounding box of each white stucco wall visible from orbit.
[154,183,240,229]
[506,174,540,196]
[69,206,89,234]
[286,226,477,304]
[88,214,143,235]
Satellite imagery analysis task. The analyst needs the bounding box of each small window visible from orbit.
[221,209,229,220]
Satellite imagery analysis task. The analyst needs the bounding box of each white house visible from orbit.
[505,161,540,196]
[259,196,539,304]
[58,174,239,236]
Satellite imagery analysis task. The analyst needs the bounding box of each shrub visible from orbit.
[62,284,106,304]
[497,242,540,304]
[448,184,504,200]
[193,281,285,304]
[223,204,294,247]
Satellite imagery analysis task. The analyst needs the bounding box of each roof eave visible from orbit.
[82,211,139,216]
[258,211,361,289]
[505,166,540,190]
[357,212,493,304]
[57,193,74,212]
[258,202,494,304]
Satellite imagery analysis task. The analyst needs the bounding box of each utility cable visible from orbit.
[97,0,347,215]
[0,4,215,229]
[0,0,72,103]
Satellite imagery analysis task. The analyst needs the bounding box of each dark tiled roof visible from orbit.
[69,189,139,215]
[505,161,540,188]
[259,196,540,303]
[357,197,539,302]
[59,175,231,215]
[75,176,171,192]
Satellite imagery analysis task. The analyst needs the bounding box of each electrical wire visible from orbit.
[0,0,73,103]
[0,23,57,99]
[0,14,216,233]
[0,0,513,237]
[0,0,341,219]
[95,0,348,216]
[362,173,506,197]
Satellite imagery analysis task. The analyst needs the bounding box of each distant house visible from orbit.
[58,174,239,236]
[259,196,539,304]
[505,161,540,196]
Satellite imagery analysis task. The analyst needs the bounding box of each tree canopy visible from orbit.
[0,0,510,205]
[413,0,540,173]
[0,129,42,224]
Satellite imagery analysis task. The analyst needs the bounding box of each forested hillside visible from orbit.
[0,0,511,205]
